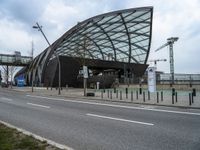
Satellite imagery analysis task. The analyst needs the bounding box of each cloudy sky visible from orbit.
[0,0,200,74]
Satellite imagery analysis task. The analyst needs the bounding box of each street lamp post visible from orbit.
[33,22,61,95]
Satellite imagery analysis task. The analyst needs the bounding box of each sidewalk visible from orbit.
[10,86,200,109]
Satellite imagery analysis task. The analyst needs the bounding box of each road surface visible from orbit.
[0,88,200,150]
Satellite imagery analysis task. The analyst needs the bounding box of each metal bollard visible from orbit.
[161,91,163,101]
[116,90,118,98]
[136,91,138,100]
[110,91,112,99]
[172,93,174,104]
[172,88,175,96]
[157,92,159,103]
[148,91,150,100]
[192,88,196,97]
[139,87,142,95]
[143,92,145,102]
[101,90,103,99]
[107,90,109,98]
[131,91,133,102]
[114,88,116,93]
[120,91,122,100]
[126,88,128,99]
[189,93,192,105]
[192,93,194,103]
[175,92,178,103]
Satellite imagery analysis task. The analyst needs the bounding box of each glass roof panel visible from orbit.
[54,7,153,64]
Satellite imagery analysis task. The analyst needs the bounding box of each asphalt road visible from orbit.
[0,88,200,150]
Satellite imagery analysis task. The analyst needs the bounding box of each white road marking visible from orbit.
[1,97,13,101]
[26,95,200,116]
[27,102,50,109]
[87,113,154,126]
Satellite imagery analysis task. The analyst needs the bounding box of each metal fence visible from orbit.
[158,73,200,85]
[119,73,200,85]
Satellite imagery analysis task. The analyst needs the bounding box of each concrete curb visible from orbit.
[0,120,74,150]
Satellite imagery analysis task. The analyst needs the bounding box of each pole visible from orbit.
[157,92,159,103]
[55,53,61,95]
[189,93,192,105]
[36,22,51,46]
[34,22,61,95]
[6,65,9,86]
[32,79,34,92]
[84,78,87,96]
[169,43,174,85]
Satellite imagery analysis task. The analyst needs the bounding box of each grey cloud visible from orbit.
[0,0,47,25]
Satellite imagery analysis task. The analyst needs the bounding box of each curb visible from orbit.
[0,120,74,150]
[51,94,200,110]
[7,88,200,110]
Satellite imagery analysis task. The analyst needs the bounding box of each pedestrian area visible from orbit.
[9,86,200,109]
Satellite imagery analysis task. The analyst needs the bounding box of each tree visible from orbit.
[0,66,18,87]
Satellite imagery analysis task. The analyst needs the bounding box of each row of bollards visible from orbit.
[101,89,166,103]
[101,88,197,106]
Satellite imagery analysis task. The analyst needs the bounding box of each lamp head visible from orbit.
[32,25,38,29]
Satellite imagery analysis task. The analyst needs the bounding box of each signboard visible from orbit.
[83,66,88,78]
[148,67,156,92]
[17,75,25,87]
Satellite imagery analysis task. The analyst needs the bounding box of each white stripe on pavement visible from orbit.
[27,102,50,109]
[87,113,154,126]
[1,97,13,101]
[26,95,200,116]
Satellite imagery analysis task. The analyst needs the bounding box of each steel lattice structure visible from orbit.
[53,6,153,63]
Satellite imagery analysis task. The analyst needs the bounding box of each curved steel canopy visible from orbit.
[24,7,153,85]
[50,6,153,64]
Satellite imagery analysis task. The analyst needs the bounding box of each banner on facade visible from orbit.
[17,74,25,87]
[148,67,156,92]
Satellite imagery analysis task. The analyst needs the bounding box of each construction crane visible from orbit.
[149,59,167,67]
[155,37,179,85]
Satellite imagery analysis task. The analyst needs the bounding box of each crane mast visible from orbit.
[155,37,179,85]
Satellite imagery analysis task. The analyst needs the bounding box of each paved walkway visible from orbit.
[8,86,200,109]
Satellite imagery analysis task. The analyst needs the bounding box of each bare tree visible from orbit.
[1,66,9,85]
[0,66,18,87]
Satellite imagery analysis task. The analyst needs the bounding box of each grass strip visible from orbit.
[0,123,60,150]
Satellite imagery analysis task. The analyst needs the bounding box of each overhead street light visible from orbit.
[32,22,61,95]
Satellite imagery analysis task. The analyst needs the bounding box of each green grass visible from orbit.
[0,123,59,150]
